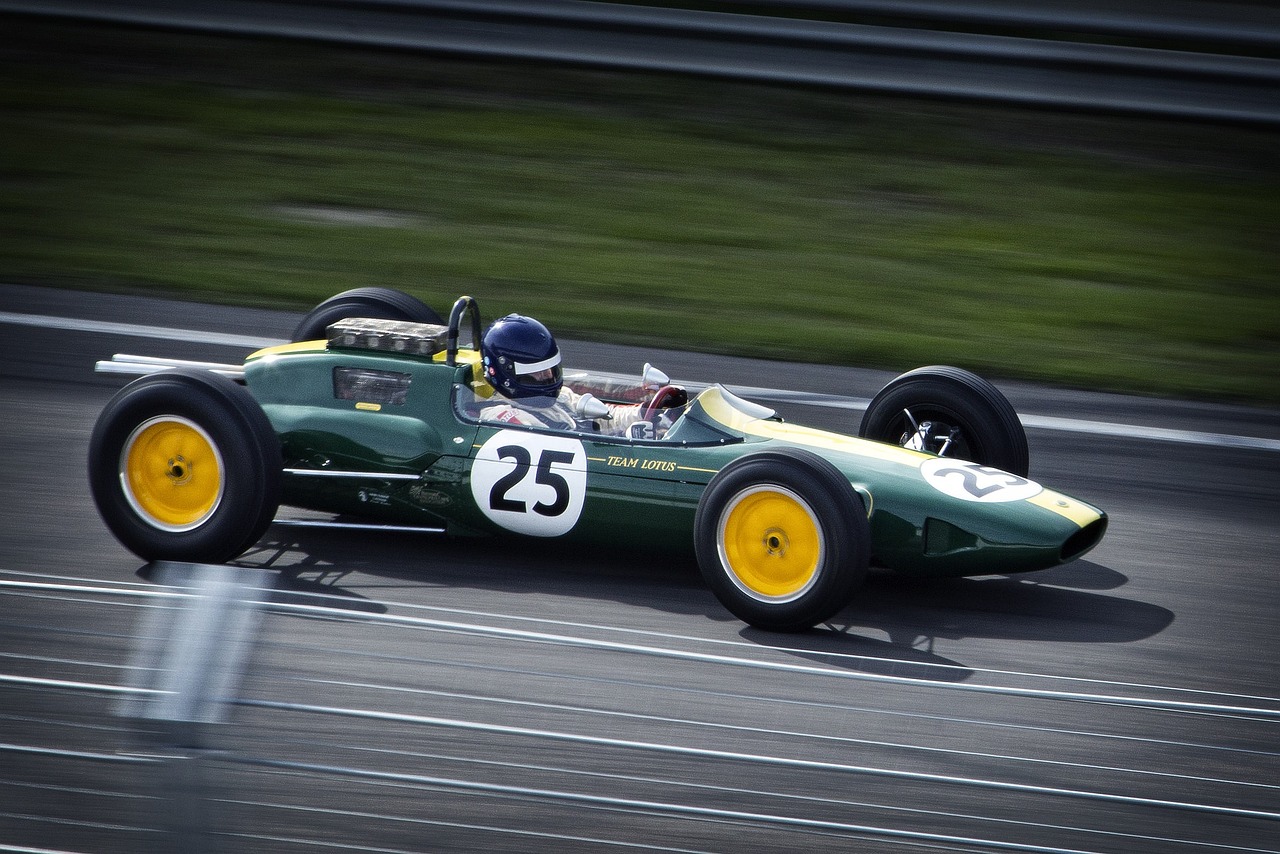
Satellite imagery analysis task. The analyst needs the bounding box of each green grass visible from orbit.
[1,21,1277,403]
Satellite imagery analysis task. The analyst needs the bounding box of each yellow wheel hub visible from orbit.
[718,486,824,602]
[120,417,223,531]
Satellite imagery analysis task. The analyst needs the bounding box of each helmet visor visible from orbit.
[512,352,563,398]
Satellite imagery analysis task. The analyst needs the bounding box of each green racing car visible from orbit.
[89,289,1107,631]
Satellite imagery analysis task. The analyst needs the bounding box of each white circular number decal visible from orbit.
[471,430,587,536]
[920,458,1043,503]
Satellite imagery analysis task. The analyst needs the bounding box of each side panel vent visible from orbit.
[924,518,980,555]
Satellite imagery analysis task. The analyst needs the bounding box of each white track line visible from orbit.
[6,578,1280,717]
[0,310,285,350]
[4,310,1277,452]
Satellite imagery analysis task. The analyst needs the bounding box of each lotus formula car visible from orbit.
[89,289,1107,631]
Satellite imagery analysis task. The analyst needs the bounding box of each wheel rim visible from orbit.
[119,416,224,531]
[717,486,824,603]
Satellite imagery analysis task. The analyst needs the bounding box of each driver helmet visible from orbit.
[481,314,563,404]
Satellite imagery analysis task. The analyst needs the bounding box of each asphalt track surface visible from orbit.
[1,283,1278,853]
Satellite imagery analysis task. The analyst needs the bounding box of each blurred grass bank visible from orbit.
[1,20,1276,403]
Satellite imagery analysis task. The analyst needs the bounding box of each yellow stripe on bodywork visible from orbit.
[749,420,931,466]
[437,348,493,397]
[247,340,326,360]
[1026,491,1102,527]
[697,386,927,467]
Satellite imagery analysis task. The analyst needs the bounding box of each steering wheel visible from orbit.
[642,385,687,422]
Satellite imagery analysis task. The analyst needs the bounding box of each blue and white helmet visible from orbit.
[481,314,563,403]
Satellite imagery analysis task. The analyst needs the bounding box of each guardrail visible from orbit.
[717,0,1280,49]
[1,0,1278,124]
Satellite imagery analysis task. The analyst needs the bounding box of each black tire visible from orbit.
[694,448,870,632]
[292,287,443,342]
[858,366,1029,477]
[88,370,282,563]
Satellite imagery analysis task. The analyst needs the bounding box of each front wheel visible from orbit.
[859,365,1029,477]
[88,369,282,563]
[694,448,870,632]
[292,287,443,342]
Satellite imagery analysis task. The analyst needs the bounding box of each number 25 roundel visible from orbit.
[470,430,588,536]
[919,458,1043,503]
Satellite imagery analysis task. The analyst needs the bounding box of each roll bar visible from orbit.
[446,295,482,367]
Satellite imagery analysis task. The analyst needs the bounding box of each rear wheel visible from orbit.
[88,370,282,562]
[292,287,443,342]
[695,448,869,632]
[859,365,1029,477]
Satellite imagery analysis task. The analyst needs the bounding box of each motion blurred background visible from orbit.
[1,0,1277,403]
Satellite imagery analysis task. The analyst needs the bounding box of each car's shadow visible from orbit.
[838,560,1168,647]
[221,523,1171,685]
[762,561,1171,681]
[136,556,391,615]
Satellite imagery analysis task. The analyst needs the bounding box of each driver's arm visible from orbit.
[601,402,645,435]
[558,387,642,435]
